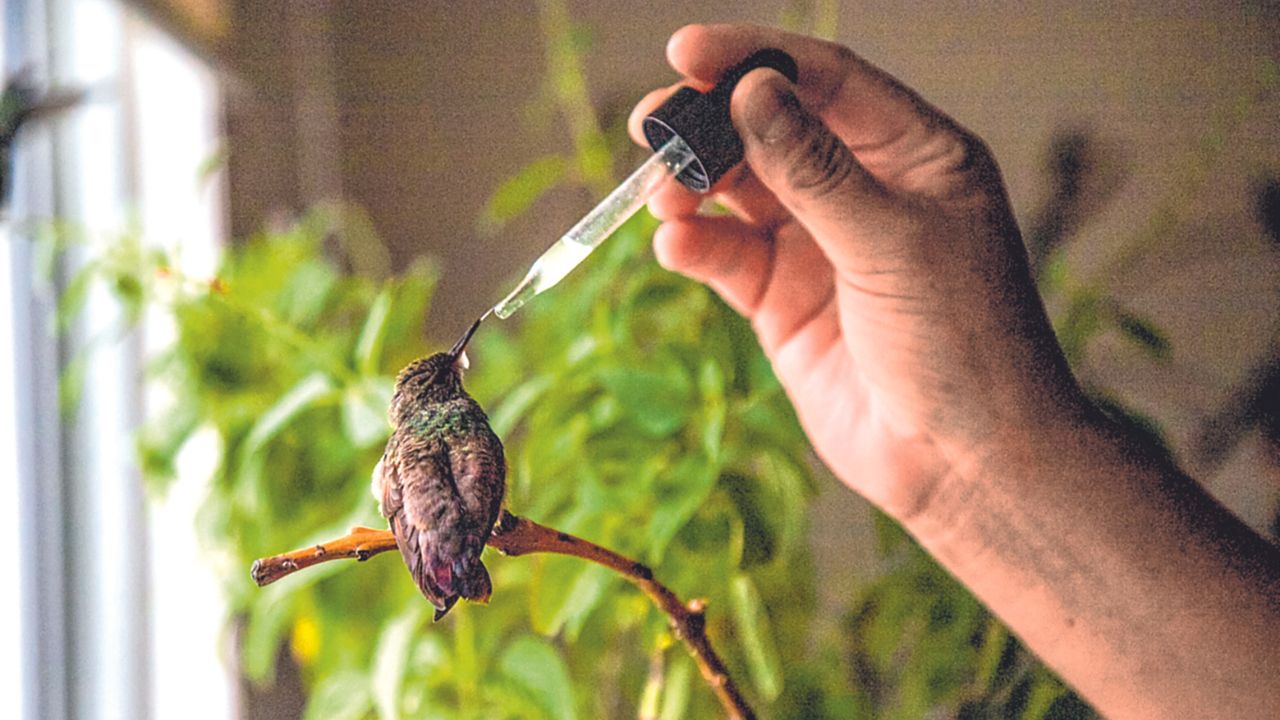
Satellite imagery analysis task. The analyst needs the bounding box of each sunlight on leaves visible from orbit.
[732,574,783,702]
[498,636,578,720]
[372,604,426,720]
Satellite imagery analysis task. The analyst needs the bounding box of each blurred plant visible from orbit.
[1024,129,1128,278]
[54,18,825,718]
[48,3,1279,718]
[780,0,841,41]
[54,172,821,717]
[1041,58,1278,377]
[1191,177,1280,475]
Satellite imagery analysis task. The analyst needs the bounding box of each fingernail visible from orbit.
[740,70,803,145]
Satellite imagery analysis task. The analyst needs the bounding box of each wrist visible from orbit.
[901,385,1117,549]
[890,388,1280,720]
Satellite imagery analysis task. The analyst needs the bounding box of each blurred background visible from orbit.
[2,1,1277,719]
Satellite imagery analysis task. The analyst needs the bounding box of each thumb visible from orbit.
[731,69,896,272]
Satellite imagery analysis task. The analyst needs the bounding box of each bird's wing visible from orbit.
[395,433,466,536]
[448,401,506,535]
[380,432,466,611]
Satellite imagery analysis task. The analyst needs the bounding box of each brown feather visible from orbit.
[377,380,505,619]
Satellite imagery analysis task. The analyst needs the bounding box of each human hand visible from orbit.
[629,24,1084,522]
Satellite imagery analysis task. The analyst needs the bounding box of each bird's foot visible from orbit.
[351,526,387,560]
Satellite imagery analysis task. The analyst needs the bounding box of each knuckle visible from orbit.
[907,126,1001,198]
[785,116,857,198]
[955,132,1006,191]
[942,130,994,176]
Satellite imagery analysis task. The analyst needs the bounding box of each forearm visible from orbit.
[639,22,1278,715]
[906,408,1280,719]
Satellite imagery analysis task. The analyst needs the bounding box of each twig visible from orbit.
[250,510,757,720]
[488,513,755,719]
[249,524,397,585]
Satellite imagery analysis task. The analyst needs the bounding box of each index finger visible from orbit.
[666,24,959,158]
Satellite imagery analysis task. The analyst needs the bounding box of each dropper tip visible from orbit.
[492,274,537,320]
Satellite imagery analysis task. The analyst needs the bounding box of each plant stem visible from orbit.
[536,0,615,195]
[250,510,757,720]
[249,524,394,584]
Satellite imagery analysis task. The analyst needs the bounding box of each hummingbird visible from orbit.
[372,317,505,620]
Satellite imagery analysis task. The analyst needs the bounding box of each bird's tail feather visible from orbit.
[432,596,457,622]
[419,536,490,620]
[453,535,492,603]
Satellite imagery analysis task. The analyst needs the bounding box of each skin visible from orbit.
[628,24,1280,719]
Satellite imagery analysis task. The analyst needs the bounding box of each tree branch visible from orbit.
[250,510,756,720]
[249,524,397,585]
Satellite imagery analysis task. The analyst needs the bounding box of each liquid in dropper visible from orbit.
[492,238,593,319]
[492,136,695,319]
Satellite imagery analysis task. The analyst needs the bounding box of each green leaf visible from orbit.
[57,352,88,417]
[372,604,425,720]
[871,509,910,555]
[196,147,228,186]
[136,401,201,493]
[243,587,296,683]
[276,257,338,327]
[379,258,438,370]
[529,555,593,637]
[575,135,612,189]
[480,155,569,232]
[697,359,727,464]
[304,670,372,720]
[658,654,694,720]
[498,635,578,720]
[1020,672,1066,720]
[236,372,340,514]
[646,457,718,561]
[1037,251,1071,294]
[354,288,393,376]
[974,618,1010,693]
[243,372,338,455]
[112,270,146,325]
[342,377,393,448]
[720,474,778,568]
[56,264,96,331]
[555,564,615,641]
[731,574,783,702]
[409,632,452,684]
[489,374,554,436]
[598,363,693,437]
[1055,291,1102,366]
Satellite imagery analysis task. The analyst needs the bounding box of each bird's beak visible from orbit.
[448,316,483,369]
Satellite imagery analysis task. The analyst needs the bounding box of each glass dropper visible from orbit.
[485,48,797,322]
[490,135,696,319]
